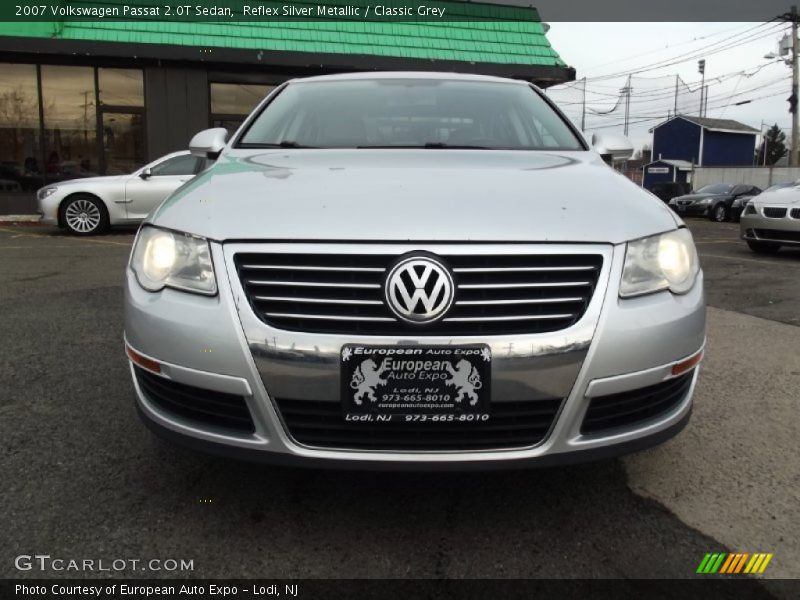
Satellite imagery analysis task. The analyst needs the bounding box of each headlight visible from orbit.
[130,226,217,295]
[620,229,699,298]
[37,186,58,200]
[696,198,712,205]
[743,203,756,215]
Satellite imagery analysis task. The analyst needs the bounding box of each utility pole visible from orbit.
[791,6,799,166]
[674,74,679,116]
[580,77,586,131]
[698,59,706,117]
[622,77,632,136]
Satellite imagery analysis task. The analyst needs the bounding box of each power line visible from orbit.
[576,22,772,76]
[585,22,784,82]
[586,89,789,130]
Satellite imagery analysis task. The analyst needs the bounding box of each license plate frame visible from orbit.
[340,345,491,423]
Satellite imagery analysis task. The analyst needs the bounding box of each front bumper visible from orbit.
[670,203,710,217]
[741,212,800,246]
[124,242,706,468]
[37,193,60,226]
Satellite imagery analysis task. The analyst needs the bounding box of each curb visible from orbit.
[0,215,43,225]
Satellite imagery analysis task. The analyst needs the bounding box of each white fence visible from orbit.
[692,167,800,190]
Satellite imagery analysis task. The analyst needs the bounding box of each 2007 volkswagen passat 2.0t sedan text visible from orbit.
[124,73,706,468]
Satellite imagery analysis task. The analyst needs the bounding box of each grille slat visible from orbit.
[275,397,563,451]
[235,251,603,336]
[581,372,693,435]
[134,367,255,433]
[790,208,800,219]
[246,280,382,289]
[458,281,592,289]
[457,297,583,306]
[444,313,576,322]
[241,264,386,272]
[453,266,597,273]
[255,296,383,305]
[264,312,396,322]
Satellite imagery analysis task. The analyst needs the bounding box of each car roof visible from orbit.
[286,71,530,86]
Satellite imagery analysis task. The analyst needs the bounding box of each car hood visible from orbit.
[753,188,800,206]
[151,150,679,244]
[53,174,129,187]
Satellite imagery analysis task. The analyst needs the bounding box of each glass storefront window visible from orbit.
[99,68,144,107]
[0,63,43,199]
[41,65,99,183]
[210,82,274,131]
[210,83,273,115]
[102,113,145,175]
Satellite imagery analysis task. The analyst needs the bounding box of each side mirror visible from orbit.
[189,128,228,160]
[591,132,634,163]
[139,167,152,180]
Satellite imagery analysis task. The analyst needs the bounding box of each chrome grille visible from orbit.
[763,207,787,218]
[234,251,603,335]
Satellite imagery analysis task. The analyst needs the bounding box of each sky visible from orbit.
[544,22,792,153]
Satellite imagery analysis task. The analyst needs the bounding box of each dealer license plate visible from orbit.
[340,345,491,423]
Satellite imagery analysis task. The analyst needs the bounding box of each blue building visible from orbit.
[642,116,759,190]
[642,159,693,189]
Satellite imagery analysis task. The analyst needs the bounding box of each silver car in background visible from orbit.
[124,73,705,469]
[741,184,800,253]
[37,151,207,235]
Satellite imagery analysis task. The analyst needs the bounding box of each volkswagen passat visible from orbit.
[124,73,705,468]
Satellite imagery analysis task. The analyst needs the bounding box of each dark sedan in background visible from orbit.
[668,183,761,222]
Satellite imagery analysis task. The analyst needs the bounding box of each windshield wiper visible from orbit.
[243,141,318,149]
[422,142,492,149]
[355,143,493,150]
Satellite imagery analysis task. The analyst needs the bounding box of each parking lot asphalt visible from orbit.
[0,220,796,588]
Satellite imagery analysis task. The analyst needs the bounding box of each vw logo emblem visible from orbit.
[385,255,455,324]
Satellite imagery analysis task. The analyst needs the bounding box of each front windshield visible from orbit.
[238,79,584,151]
[696,183,734,194]
[765,182,794,192]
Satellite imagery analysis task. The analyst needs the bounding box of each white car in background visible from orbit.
[37,151,208,235]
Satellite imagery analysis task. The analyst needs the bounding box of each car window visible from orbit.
[239,79,584,151]
[732,185,751,195]
[696,184,734,194]
[150,155,198,176]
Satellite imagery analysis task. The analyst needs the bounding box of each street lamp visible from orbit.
[698,59,706,117]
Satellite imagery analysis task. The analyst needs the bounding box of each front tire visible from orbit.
[60,195,109,236]
[746,240,781,254]
[710,203,729,222]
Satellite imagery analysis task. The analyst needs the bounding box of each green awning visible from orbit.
[0,1,571,84]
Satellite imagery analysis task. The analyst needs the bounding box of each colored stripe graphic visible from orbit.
[697,554,713,574]
[700,553,774,575]
[719,554,736,574]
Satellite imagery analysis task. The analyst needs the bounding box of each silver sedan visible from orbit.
[741,184,800,253]
[124,72,706,469]
[37,151,206,235]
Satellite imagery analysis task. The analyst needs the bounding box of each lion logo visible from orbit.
[444,359,483,406]
[350,358,391,405]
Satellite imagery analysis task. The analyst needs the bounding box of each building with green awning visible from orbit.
[0,1,572,213]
